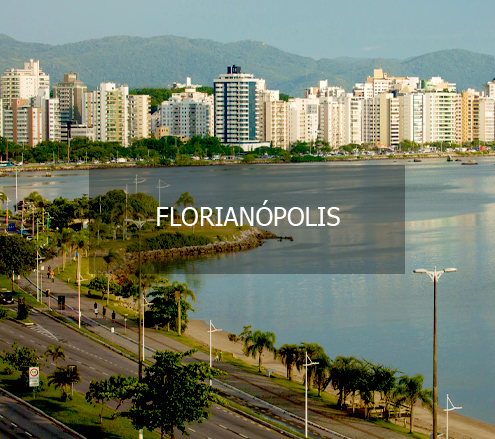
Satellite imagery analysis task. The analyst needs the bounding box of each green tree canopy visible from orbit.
[0,235,36,291]
[124,349,221,439]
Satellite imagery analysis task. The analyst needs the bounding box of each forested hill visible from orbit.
[1,34,494,96]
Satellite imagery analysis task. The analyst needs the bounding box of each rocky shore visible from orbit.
[122,227,291,268]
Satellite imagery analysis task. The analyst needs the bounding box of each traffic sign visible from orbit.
[29,367,39,387]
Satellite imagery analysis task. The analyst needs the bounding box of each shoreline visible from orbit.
[122,227,286,268]
[0,151,494,175]
[185,318,495,439]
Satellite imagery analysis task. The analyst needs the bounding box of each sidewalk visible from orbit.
[17,256,412,439]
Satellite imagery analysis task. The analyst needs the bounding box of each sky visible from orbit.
[2,0,495,60]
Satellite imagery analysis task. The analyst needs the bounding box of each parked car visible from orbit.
[0,293,14,304]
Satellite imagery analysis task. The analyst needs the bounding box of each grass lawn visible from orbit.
[0,359,159,438]
[370,419,429,439]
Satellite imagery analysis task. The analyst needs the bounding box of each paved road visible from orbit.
[0,315,288,439]
[0,393,78,439]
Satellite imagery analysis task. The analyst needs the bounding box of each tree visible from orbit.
[296,343,325,388]
[244,330,277,372]
[276,344,299,380]
[103,248,124,305]
[2,341,44,387]
[44,345,65,368]
[86,378,113,423]
[48,366,81,400]
[149,285,193,331]
[394,374,433,433]
[171,282,195,335]
[330,355,361,410]
[125,349,221,439]
[313,353,332,396]
[0,235,36,292]
[368,362,398,420]
[107,374,138,415]
[174,192,194,222]
[17,302,30,320]
[0,305,7,322]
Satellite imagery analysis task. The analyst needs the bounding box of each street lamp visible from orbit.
[444,394,462,439]
[207,320,222,385]
[134,174,146,194]
[77,250,87,328]
[124,314,128,334]
[413,266,456,439]
[303,352,318,438]
[125,216,154,380]
[35,251,43,302]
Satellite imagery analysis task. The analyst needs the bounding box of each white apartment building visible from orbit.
[478,97,495,142]
[264,99,289,150]
[342,96,363,145]
[318,96,344,148]
[1,59,50,107]
[159,91,213,139]
[363,93,399,147]
[52,72,87,142]
[214,65,265,148]
[423,92,457,143]
[83,82,129,147]
[399,92,425,145]
[483,79,495,98]
[31,88,61,142]
[128,94,151,143]
[287,98,319,144]
[304,80,346,99]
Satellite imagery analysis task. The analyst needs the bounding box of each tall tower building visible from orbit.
[214,65,265,149]
[83,82,129,147]
[1,60,49,107]
[128,94,151,144]
[52,72,87,142]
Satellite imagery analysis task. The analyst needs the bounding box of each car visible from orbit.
[0,294,14,304]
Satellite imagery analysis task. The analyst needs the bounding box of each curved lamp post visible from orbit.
[413,267,456,439]
[444,394,461,439]
[207,320,222,386]
[303,352,318,438]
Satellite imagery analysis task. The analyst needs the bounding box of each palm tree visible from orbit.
[276,344,299,380]
[58,228,73,270]
[244,330,277,372]
[0,191,7,207]
[174,192,194,225]
[296,342,325,388]
[170,281,195,336]
[48,366,80,400]
[394,374,433,433]
[44,345,65,367]
[103,248,124,305]
[89,217,108,275]
[330,355,362,410]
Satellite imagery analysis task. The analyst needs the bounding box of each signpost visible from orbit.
[29,367,39,397]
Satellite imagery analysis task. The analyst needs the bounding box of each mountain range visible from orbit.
[1,34,495,97]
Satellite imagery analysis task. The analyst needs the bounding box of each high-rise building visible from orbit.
[363,93,399,147]
[483,79,495,98]
[128,94,151,143]
[83,82,129,147]
[423,92,458,143]
[264,99,289,149]
[287,98,319,144]
[159,90,213,139]
[52,72,87,142]
[2,99,43,147]
[318,97,344,148]
[214,65,265,149]
[32,88,61,142]
[478,97,495,142]
[1,60,49,107]
[342,96,363,145]
[399,92,425,145]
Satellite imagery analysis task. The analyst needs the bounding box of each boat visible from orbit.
[461,160,478,165]
[414,158,422,162]
[45,171,52,177]
[447,155,453,162]
[455,159,462,161]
